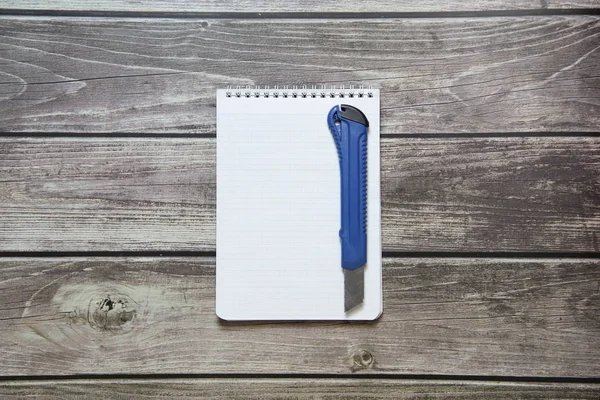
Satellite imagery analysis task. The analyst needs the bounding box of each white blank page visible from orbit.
[216,89,381,320]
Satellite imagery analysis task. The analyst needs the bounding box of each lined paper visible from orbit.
[216,89,381,320]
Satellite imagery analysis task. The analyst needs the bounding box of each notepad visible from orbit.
[216,87,381,321]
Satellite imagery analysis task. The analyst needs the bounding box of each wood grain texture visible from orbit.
[0,138,216,251]
[4,0,600,13]
[381,136,600,252]
[1,257,599,376]
[1,137,598,252]
[1,379,600,399]
[0,16,599,134]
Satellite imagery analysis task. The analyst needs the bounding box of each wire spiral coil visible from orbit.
[225,85,374,99]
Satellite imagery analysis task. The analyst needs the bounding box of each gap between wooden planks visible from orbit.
[0,257,598,377]
[0,16,598,133]
[0,137,598,253]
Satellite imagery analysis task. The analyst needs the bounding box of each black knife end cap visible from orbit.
[340,104,369,127]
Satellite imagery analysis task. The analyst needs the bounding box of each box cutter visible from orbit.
[327,104,369,312]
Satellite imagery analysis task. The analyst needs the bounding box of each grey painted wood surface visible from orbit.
[0,17,599,134]
[1,379,600,399]
[1,137,598,252]
[1,0,599,393]
[4,0,599,13]
[1,257,599,376]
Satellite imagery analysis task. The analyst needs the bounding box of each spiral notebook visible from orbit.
[216,87,381,321]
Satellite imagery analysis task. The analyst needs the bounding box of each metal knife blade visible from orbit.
[344,267,365,311]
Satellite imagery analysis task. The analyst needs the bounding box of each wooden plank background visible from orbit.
[1,257,599,376]
[1,137,598,252]
[0,0,599,397]
[4,0,600,13]
[0,17,599,134]
[2,379,600,399]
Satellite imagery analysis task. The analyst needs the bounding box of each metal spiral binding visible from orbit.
[225,85,374,98]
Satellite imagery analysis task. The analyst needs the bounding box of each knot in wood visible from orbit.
[89,295,135,332]
[352,349,374,370]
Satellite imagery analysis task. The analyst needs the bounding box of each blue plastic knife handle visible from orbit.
[327,104,369,271]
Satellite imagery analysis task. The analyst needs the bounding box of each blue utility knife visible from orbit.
[327,104,369,312]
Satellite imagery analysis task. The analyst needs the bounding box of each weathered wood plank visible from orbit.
[1,257,598,376]
[4,0,600,13]
[1,137,598,252]
[1,379,600,399]
[0,138,216,251]
[0,17,598,134]
[381,137,600,252]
